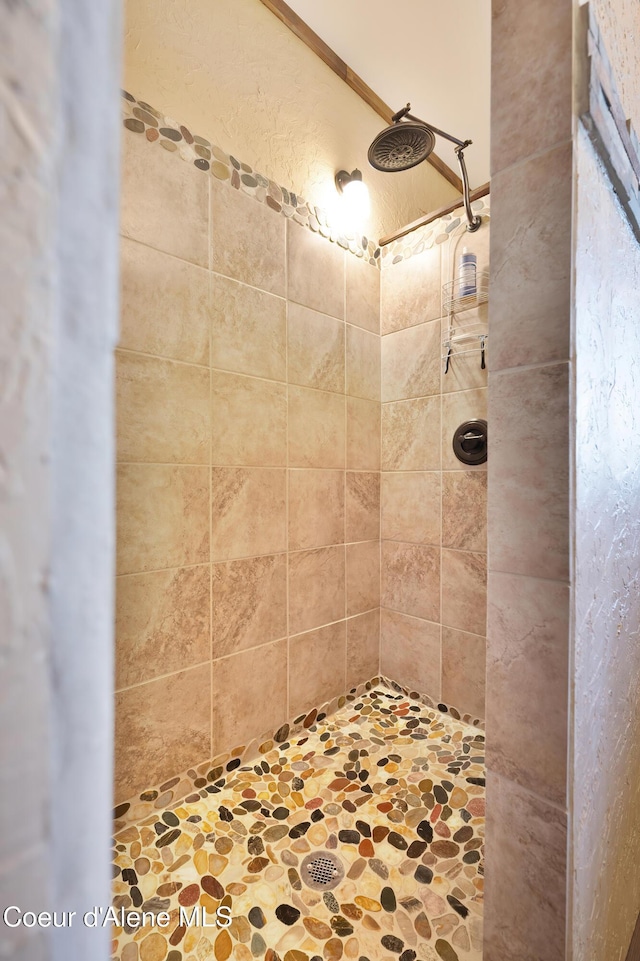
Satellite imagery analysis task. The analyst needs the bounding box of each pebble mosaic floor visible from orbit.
[111,684,485,961]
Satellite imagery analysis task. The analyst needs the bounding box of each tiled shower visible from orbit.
[112,92,490,961]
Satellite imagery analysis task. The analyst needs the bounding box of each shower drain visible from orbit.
[300,851,344,891]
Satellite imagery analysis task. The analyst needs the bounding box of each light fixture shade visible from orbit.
[335,168,370,225]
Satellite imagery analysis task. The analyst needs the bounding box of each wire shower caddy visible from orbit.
[441,269,489,373]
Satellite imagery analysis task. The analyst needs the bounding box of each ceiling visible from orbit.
[284,0,491,187]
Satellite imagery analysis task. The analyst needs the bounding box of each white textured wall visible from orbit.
[0,0,120,958]
[572,124,640,961]
[122,0,459,240]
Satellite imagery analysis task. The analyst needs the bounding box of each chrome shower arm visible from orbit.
[455,145,482,232]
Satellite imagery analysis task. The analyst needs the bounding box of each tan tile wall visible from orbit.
[483,1,573,958]
[380,220,490,721]
[115,132,380,803]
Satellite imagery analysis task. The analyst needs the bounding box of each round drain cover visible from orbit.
[300,851,344,890]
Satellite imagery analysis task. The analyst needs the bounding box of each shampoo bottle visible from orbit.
[458,247,477,297]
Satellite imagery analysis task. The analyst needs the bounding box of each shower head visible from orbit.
[368,103,481,232]
[368,121,436,172]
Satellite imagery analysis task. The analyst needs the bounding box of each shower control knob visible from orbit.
[453,420,488,465]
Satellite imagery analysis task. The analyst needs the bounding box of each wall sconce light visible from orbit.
[335,168,370,223]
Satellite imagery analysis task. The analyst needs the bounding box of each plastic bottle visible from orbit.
[458,247,477,297]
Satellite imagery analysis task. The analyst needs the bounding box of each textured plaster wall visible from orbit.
[122,0,459,241]
[572,125,640,961]
[587,0,640,138]
[1,0,120,959]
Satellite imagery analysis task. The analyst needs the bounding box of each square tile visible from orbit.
[347,397,380,471]
[382,321,440,401]
[287,220,344,318]
[346,325,380,401]
[115,664,210,802]
[120,132,209,267]
[380,608,440,697]
[288,386,345,469]
[346,541,380,616]
[211,371,287,467]
[442,471,487,552]
[288,546,345,636]
[116,465,209,575]
[381,541,440,622]
[288,621,347,717]
[115,566,210,690]
[211,177,285,295]
[346,255,380,333]
[212,639,287,753]
[287,302,345,392]
[211,467,286,561]
[347,610,380,688]
[212,553,287,658]
[119,238,209,365]
[489,364,569,580]
[441,626,486,718]
[211,274,286,381]
[490,143,572,370]
[486,571,569,806]
[116,350,210,464]
[381,471,440,546]
[380,245,441,334]
[382,396,441,471]
[288,469,344,551]
[346,472,380,542]
[441,549,487,636]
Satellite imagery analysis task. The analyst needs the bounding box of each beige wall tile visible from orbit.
[380,608,440,697]
[484,772,567,961]
[287,302,345,393]
[212,639,287,753]
[441,549,487,636]
[486,572,569,807]
[211,467,286,561]
[211,371,287,467]
[347,609,380,689]
[442,471,487,552]
[212,553,287,659]
[381,541,440,622]
[346,472,380,542]
[288,386,345,469]
[120,238,209,365]
[347,397,380,471]
[288,469,344,551]
[346,541,380,616]
[289,621,347,717]
[441,387,487,471]
[211,178,285,296]
[346,325,380,401]
[381,471,440,546]
[382,321,440,401]
[211,274,286,381]
[116,350,210,464]
[120,132,208,267]
[288,545,345,636]
[287,220,344,319]
[117,465,209,575]
[382,396,441,471]
[441,626,486,718]
[346,255,380,333]
[491,0,572,174]
[380,246,441,334]
[114,664,210,802]
[490,143,572,370]
[116,566,210,690]
[489,364,569,580]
